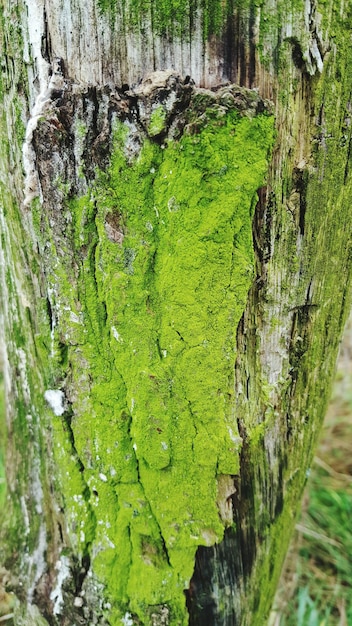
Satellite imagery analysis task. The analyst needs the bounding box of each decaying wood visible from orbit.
[1,1,352,625]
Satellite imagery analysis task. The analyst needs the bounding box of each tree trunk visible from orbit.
[1,1,352,625]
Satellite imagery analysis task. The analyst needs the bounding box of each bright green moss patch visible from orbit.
[63,108,273,622]
[42,90,273,623]
[148,105,167,137]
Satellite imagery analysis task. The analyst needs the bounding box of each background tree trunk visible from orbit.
[1,1,352,625]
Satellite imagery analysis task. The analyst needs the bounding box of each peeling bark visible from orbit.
[1,1,352,625]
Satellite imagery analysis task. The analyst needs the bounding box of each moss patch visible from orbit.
[96,0,240,37]
[0,374,5,509]
[56,107,274,623]
[148,105,168,137]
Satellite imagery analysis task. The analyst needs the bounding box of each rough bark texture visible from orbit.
[1,1,352,625]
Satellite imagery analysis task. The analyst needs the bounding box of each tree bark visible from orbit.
[1,1,352,625]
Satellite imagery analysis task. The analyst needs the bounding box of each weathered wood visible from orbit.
[1,1,352,625]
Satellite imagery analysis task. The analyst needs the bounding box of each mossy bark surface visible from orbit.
[1,1,352,625]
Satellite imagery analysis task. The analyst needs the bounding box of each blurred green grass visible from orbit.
[282,464,352,626]
[272,331,352,626]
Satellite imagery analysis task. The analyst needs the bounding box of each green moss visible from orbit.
[55,108,274,622]
[17,79,273,622]
[96,0,247,37]
[0,374,5,509]
[148,105,167,137]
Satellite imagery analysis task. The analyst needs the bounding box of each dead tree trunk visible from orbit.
[1,1,352,625]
